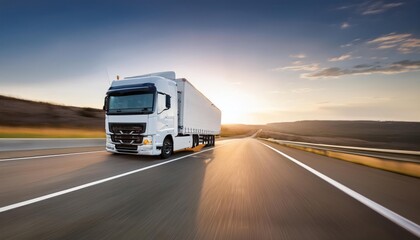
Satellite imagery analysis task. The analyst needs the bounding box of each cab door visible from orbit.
[157,92,175,134]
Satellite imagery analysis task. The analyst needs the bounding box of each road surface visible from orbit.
[0,138,419,239]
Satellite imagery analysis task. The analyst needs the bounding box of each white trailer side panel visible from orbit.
[176,79,221,135]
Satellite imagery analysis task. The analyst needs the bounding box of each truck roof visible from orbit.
[124,71,176,80]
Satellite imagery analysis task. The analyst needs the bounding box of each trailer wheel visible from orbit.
[161,137,173,159]
[204,135,209,146]
[192,134,198,148]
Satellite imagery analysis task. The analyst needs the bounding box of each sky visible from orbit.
[0,0,419,124]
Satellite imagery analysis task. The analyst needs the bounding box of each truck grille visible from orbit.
[109,123,146,144]
[109,123,146,134]
[111,134,143,144]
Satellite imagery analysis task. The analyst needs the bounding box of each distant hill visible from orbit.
[260,120,420,150]
[220,124,262,137]
[0,95,104,130]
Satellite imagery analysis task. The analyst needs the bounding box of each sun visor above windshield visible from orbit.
[107,83,156,95]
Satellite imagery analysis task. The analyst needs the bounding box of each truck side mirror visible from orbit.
[103,96,108,111]
[165,95,171,109]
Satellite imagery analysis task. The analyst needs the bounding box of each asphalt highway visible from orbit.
[0,138,419,239]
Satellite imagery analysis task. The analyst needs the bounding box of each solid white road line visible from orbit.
[0,144,229,213]
[0,150,105,162]
[260,142,420,238]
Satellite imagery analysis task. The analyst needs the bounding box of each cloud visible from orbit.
[353,64,374,69]
[368,33,411,44]
[377,44,397,49]
[273,63,319,72]
[328,54,352,62]
[302,60,420,79]
[340,43,353,48]
[367,33,420,53]
[340,38,361,48]
[338,1,403,15]
[337,5,354,10]
[360,1,403,15]
[399,38,420,54]
[289,53,306,59]
[340,22,350,29]
[370,56,388,60]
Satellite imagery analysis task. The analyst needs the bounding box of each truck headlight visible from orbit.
[143,136,153,145]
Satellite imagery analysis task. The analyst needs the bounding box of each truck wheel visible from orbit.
[161,137,173,159]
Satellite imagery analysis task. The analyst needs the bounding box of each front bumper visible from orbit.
[106,136,161,156]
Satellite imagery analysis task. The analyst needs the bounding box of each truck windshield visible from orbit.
[108,92,154,114]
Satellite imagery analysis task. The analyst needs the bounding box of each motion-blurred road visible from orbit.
[0,138,419,239]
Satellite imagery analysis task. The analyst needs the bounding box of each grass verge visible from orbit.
[0,126,105,138]
[263,138,420,178]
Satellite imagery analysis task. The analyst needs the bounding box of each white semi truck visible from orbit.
[103,71,221,158]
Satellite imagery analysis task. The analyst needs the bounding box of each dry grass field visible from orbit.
[0,126,104,138]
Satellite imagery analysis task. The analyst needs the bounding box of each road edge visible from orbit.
[260,138,420,178]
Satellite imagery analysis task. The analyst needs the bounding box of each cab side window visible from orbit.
[157,93,166,114]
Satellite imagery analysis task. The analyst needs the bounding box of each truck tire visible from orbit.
[203,135,207,146]
[193,134,198,147]
[161,137,173,159]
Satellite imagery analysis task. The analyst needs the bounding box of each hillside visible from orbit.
[259,120,420,150]
[0,95,104,130]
